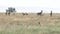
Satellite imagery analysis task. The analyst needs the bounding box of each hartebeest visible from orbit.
[37,10,43,16]
[50,11,52,16]
[22,13,28,15]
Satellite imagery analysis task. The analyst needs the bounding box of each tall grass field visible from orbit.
[0,13,60,34]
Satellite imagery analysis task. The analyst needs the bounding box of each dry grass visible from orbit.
[0,13,60,34]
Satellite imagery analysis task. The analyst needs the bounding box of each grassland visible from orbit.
[0,13,60,34]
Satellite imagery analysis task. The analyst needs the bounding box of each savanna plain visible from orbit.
[0,13,60,34]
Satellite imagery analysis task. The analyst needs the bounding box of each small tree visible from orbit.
[6,7,16,15]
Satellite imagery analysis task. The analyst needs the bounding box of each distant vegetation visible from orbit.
[6,7,16,15]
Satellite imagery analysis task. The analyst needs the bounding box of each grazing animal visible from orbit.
[50,11,52,16]
[22,13,28,15]
[22,13,25,15]
[25,13,28,15]
[37,10,43,16]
